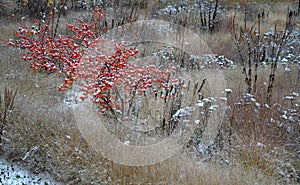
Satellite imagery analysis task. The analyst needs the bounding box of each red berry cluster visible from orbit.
[6,8,106,91]
[6,8,179,114]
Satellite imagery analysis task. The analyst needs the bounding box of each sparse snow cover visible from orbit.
[197,101,204,107]
[219,97,227,101]
[224,106,231,111]
[64,85,87,108]
[281,58,288,63]
[284,66,291,73]
[244,93,254,98]
[287,53,294,59]
[256,142,266,148]
[235,102,243,105]
[189,54,235,69]
[0,158,59,185]
[288,116,295,122]
[171,107,195,121]
[208,105,218,112]
[194,120,201,125]
[224,88,232,93]
[202,97,216,103]
[282,114,288,120]
[284,96,294,100]
[254,102,261,108]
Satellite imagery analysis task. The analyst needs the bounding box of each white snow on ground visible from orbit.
[0,157,59,185]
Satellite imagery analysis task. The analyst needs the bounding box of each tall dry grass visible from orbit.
[0,1,299,184]
[1,45,297,184]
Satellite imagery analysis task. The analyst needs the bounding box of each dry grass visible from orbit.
[1,45,297,184]
[225,65,299,97]
[0,1,299,184]
[106,152,281,185]
[222,65,300,182]
[210,1,300,61]
[0,9,87,43]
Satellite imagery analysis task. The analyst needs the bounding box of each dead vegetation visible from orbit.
[0,0,299,184]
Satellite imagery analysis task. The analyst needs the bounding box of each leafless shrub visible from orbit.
[232,8,294,103]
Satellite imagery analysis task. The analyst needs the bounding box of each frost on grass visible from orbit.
[0,158,59,185]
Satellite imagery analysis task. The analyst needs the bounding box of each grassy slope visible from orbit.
[0,1,299,184]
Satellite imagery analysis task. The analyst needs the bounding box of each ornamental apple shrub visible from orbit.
[6,8,179,116]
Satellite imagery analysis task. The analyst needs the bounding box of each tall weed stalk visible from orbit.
[232,7,294,103]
